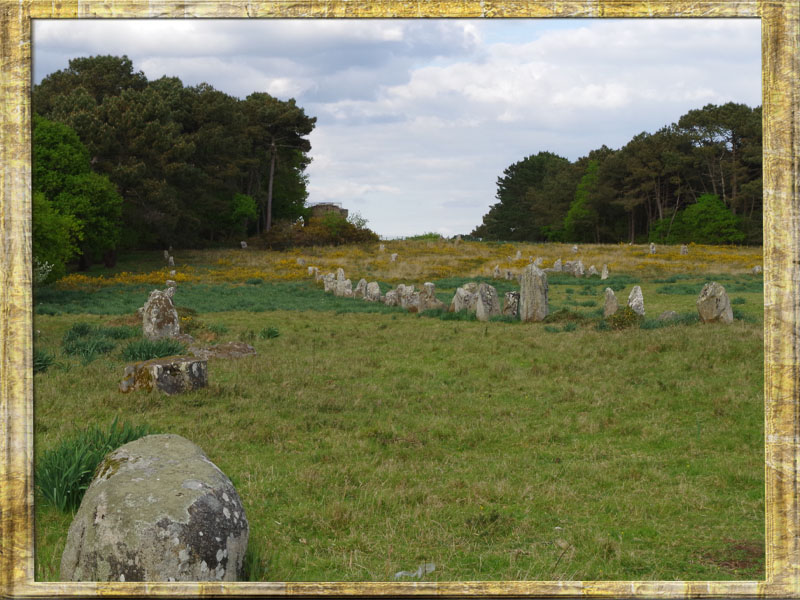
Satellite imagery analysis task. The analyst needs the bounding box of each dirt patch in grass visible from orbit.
[698,538,764,578]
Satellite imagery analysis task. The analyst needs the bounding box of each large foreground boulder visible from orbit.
[697,282,733,324]
[60,434,249,582]
[119,356,207,395]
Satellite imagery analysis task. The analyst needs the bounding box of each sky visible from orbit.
[32,18,761,239]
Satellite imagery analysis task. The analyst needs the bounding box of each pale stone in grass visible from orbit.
[658,310,678,321]
[503,291,520,318]
[354,278,368,299]
[519,264,549,323]
[390,253,398,262]
[493,265,501,279]
[379,243,386,252]
[383,290,399,307]
[307,266,316,277]
[504,269,515,280]
[365,281,381,302]
[168,256,175,267]
[564,260,584,277]
[649,242,656,254]
[603,288,619,318]
[752,265,762,274]
[601,264,608,280]
[697,282,733,324]
[60,434,248,582]
[240,241,247,249]
[189,341,256,361]
[533,257,543,267]
[322,273,336,293]
[628,285,645,316]
[572,245,578,254]
[164,250,170,261]
[170,270,176,277]
[553,258,562,272]
[119,356,207,395]
[587,265,598,277]
[475,283,501,321]
[450,286,478,314]
[680,244,689,255]
[296,257,305,266]
[143,289,180,340]
[454,235,461,245]
[419,282,445,312]
[336,268,345,282]
[334,278,353,298]
[515,250,522,260]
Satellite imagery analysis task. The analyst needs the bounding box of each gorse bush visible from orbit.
[121,338,187,362]
[36,418,156,512]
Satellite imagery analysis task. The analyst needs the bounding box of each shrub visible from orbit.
[33,347,55,373]
[36,417,156,512]
[259,326,280,339]
[605,306,644,330]
[121,338,187,362]
[246,278,264,285]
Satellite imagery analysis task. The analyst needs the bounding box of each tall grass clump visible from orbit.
[121,338,187,362]
[36,418,156,512]
[33,348,55,373]
[61,322,139,363]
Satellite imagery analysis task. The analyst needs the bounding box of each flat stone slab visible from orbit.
[189,342,257,361]
[120,356,207,395]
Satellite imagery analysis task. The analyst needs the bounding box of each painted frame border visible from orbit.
[1,1,797,597]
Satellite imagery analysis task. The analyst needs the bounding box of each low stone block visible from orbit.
[120,356,207,395]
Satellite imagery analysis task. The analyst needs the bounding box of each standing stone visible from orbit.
[315,269,325,283]
[603,288,619,318]
[142,289,180,340]
[353,278,368,299]
[571,245,578,254]
[627,285,645,316]
[308,266,318,277]
[519,264,549,323]
[475,283,501,322]
[240,241,247,249]
[379,244,386,252]
[515,250,522,260]
[163,250,170,261]
[450,286,478,314]
[401,291,421,312]
[587,265,598,277]
[296,257,306,266]
[60,434,248,582]
[419,282,445,312]
[383,290,399,307]
[697,282,733,324]
[334,278,353,298]
[533,257,543,267]
[322,273,336,293]
[336,268,346,282]
[553,258,562,272]
[503,291,520,318]
[170,270,177,277]
[649,242,656,254]
[493,265,501,279]
[168,256,175,267]
[680,244,689,255]
[565,260,584,277]
[365,281,381,302]
[504,269,515,280]
[454,235,462,245]
[390,253,398,262]
[752,265,763,274]
[601,264,608,280]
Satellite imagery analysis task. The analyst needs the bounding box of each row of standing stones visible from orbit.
[307,260,739,325]
[62,257,258,582]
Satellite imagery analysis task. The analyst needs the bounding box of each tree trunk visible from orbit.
[266,142,276,232]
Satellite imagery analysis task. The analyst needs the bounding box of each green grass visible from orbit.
[32,261,765,582]
[120,338,188,362]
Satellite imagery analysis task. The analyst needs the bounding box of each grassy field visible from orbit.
[33,241,764,582]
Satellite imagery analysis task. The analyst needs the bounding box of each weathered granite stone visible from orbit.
[419,282,446,312]
[240,241,247,249]
[60,434,248,582]
[450,286,478,314]
[189,342,256,361]
[462,282,479,294]
[680,244,689,255]
[308,266,317,277]
[533,257,543,267]
[752,265,762,275]
[601,264,608,280]
[383,290,400,307]
[353,278,368,299]
[365,281,381,302]
[564,260,584,277]
[649,242,656,255]
[401,291,421,312]
[493,265,501,279]
[503,291,520,318]
[475,283,501,322]
[142,289,180,340]
[603,288,619,318]
[334,277,353,297]
[519,264,549,323]
[170,270,177,277]
[515,250,522,260]
[587,265,598,277]
[168,256,175,267]
[166,280,177,289]
[697,282,733,324]
[379,244,386,252]
[553,258,562,272]
[119,356,207,395]
[163,250,170,261]
[336,268,346,282]
[322,273,336,293]
[658,310,678,321]
[571,245,578,254]
[390,253,398,262]
[628,285,645,316]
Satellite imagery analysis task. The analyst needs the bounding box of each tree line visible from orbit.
[471,102,762,246]
[33,54,316,274]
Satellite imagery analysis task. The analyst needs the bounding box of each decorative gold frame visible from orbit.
[2,1,797,597]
